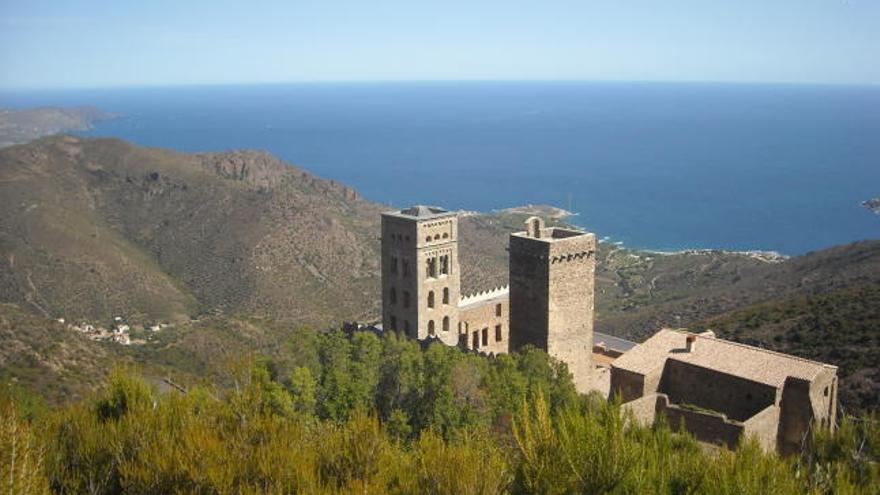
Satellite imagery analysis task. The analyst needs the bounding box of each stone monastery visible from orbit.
[379,204,839,454]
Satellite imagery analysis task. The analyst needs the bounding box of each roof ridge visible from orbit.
[670,329,836,370]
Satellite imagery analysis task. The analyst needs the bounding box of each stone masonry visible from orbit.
[378,205,838,453]
[509,217,597,393]
[381,207,596,391]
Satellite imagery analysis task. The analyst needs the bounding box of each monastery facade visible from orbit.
[379,204,838,453]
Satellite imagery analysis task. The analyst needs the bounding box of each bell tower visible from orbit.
[381,205,460,345]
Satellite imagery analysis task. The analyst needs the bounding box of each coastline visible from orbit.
[485,204,790,263]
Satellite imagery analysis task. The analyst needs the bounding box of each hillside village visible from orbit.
[61,316,172,346]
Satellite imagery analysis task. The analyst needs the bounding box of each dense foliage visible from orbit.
[2,329,878,494]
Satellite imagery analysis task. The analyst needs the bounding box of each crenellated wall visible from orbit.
[459,285,509,307]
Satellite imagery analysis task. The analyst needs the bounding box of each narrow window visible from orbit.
[482,328,488,346]
[472,331,479,349]
[443,316,449,332]
[442,288,449,304]
[495,303,502,317]
[403,291,410,308]
[427,257,437,278]
[390,315,397,330]
[428,291,435,308]
[404,320,411,336]
[428,320,435,336]
[389,287,397,305]
[390,256,398,275]
[402,260,410,277]
[495,324,502,342]
[439,255,449,275]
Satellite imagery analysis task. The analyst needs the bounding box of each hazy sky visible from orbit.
[1,0,878,89]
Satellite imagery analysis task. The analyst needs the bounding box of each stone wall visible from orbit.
[743,404,781,451]
[508,233,550,350]
[660,359,777,422]
[415,217,460,346]
[658,395,745,449]
[622,393,661,425]
[459,293,510,355]
[609,367,647,402]
[545,231,596,393]
[381,215,420,338]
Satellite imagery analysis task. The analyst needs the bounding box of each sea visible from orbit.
[1,81,878,255]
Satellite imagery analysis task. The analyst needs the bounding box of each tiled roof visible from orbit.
[611,328,835,387]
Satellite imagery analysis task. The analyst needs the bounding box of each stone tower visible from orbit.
[509,217,597,392]
[381,205,460,346]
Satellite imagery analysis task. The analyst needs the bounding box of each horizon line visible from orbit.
[2,78,880,93]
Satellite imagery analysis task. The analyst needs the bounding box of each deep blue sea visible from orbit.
[2,82,878,255]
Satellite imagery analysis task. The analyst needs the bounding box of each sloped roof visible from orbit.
[612,328,835,388]
[594,331,638,353]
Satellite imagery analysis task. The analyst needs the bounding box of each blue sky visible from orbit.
[1,0,878,89]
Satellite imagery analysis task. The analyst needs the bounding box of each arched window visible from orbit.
[426,236,432,243]
[434,234,440,240]
[442,288,449,304]
[495,303,502,317]
[427,291,435,308]
[442,316,449,332]
[389,287,397,305]
[442,232,449,239]
[428,320,435,336]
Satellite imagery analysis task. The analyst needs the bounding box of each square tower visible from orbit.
[381,205,460,346]
[509,217,597,392]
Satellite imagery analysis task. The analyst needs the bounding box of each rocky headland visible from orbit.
[0,106,117,147]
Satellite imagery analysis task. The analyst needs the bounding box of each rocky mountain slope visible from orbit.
[0,135,514,326]
[0,136,384,325]
[0,135,877,410]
